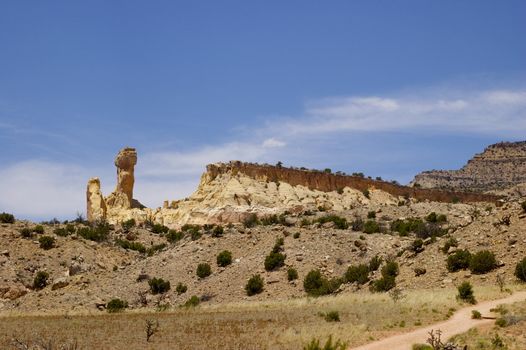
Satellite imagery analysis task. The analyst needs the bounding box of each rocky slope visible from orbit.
[1,195,524,314]
[412,141,526,193]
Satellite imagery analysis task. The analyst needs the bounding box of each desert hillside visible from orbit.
[412,141,526,193]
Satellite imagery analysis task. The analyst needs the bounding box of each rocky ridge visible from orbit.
[88,148,501,228]
[412,141,526,193]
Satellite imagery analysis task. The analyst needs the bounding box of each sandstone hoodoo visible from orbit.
[87,147,501,227]
[412,141,526,193]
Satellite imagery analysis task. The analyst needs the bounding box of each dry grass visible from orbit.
[449,298,526,350]
[0,285,521,350]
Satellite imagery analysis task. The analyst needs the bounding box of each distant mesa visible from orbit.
[87,147,503,228]
[411,141,526,194]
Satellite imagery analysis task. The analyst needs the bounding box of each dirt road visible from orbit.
[351,291,526,350]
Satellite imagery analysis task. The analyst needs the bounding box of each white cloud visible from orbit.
[275,88,526,137]
[0,161,90,220]
[262,138,286,148]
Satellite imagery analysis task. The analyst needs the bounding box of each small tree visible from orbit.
[106,298,128,313]
[38,236,55,250]
[515,257,526,282]
[0,212,15,224]
[149,278,171,294]
[216,250,233,267]
[175,282,187,295]
[264,252,286,271]
[344,264,370,285]
[469,250,497,274]
[33,271,49,290]
[245,274,264,296]
[196,263,212,278]
[287,267,299,281]
[457,281,476,304]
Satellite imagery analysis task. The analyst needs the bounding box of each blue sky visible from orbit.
[1,1,525,220]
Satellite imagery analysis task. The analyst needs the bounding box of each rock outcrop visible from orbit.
[86,177,106,222]
[412,141,526,193]
[86,147,144,223]
[106,147,139,209]
[87,147,501,228]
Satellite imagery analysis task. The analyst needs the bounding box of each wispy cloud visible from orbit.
[275,88,526,136]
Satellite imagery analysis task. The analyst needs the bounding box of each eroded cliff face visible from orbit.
[88,148,501,228]
[412,141,526,193]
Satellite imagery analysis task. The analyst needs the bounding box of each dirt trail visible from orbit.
[351,291,526,350]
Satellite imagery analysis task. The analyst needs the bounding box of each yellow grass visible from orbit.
[0,284,523,350]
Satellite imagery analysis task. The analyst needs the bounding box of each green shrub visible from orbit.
[382,261,399,278]
[122,218,136,231]
[176,282,187,295]
[151,224,169,234]
[363,220,380,234]
[287,267,298,281]
[442,237,458,254]
[33,271,49,290]
[0,212,15,224]
[181,224,201,234]
[147,243,166,256]
[303,270,342,296]
[184,295,200,307]
[351,218,364,231]
[412,345,433,350]
[106,298,128,313]
[362,189,370,199]
[211,225,224,237]
[116,239,146,253]
[447,249,472,272]
[344,264,370,285]
[316,215,348,229]
[166,230,184,243]
[411,239,424,253]
[469,250,497,274]
[457,281,476,304]
[495,317,507,327]
[303,336,347,350]
[243,213,259,228]
[196,263,212,278]
[371,261,399,292]
[371,275,396,292]
[77,222,110,242]
[38,235,55,250]
[272,237,285,253]
[53,227,69,237]
[515,257,526,282]
[149,277,171,294]
[265,252,286,271]
[293,232,300,239]
[190,230,202,240]
[260,214,279,226]
[390,218,425,236]
[323,311,340,322]
[521,201,526,212]
[471,310,482,319]
[33,225,45,234]
[20,228,32,238]
[367,211,376,219]
[245,274,264,296]
[216,250,233,267]
[368,255,382,272]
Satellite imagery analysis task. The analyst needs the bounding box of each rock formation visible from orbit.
[87,147,501,228]
[86,177,106,222]
[106,147,139,209]
[412,141,526,193]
